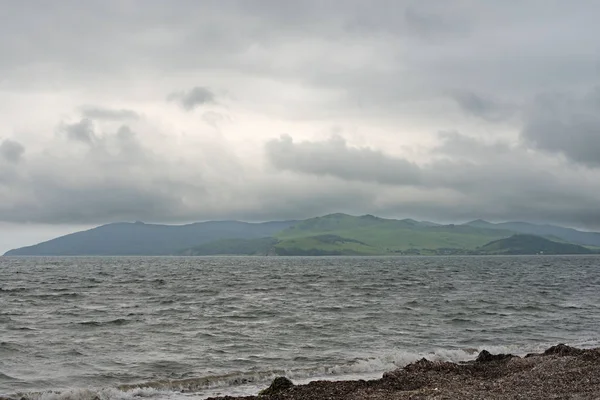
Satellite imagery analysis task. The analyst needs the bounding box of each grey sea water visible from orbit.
[1,256,599,399]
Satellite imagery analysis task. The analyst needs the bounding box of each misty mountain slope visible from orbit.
[4,220,297,256]
[465,220,600,247]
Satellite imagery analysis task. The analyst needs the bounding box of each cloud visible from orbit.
[264,133,600,227]
[3,125,600,231]
[521,88,600,168]
[264,133,522,192]
[81,106,140,121]
[168,86,216,111]
[202,111,232,128]
[433,131,512,159]
[0,139,25,164]
[61,118,97,144]
[265,134,421,185]
[0,121,377,225]
[402,3,470,39]
[451,91,515,121]
[0,121,202,224]
[3,2,600,233]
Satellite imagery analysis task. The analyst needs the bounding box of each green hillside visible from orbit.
[477,234,594,255]
[272,213,513,255]
[274,234,379,256]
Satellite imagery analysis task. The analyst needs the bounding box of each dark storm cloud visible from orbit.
[266,134,421,185]
[168,87,216,111]
[521,88,600,168]
[81,106,140,121]
[0,139,25,164]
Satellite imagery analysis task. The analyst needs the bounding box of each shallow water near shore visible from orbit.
[1,255,599,399]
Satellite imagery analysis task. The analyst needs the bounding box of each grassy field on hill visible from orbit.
[272,214,513,255]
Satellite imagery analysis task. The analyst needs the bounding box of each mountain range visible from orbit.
[4,214,599,256]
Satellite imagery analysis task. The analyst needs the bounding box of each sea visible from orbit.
[1,256,599,399]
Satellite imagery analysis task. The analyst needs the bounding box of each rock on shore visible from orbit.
[206,344,600,400]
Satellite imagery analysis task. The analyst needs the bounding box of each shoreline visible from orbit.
[205,344,600,400]
[2,345,599,400]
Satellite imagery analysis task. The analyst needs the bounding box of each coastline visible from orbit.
[205,344,600,400]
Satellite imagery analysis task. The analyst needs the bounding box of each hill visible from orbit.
[478,234,594,255]
[272,213,513,255]
[465,220,600,247]
[5,213,600,256]
[4,220,296,256]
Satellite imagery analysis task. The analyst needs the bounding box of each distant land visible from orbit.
[4,213,600,256]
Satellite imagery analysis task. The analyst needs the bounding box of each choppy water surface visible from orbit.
[1,256,599,399]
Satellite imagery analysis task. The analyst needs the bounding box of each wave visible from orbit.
[0,372,20,381]
[6,326,36,331]
[77,318,131,327]
[558,302,586,310]
[447,317,473,325]
[504,305,545,312]
[35,293,82,299]
[0,287,29,293]
[0,341,25,354]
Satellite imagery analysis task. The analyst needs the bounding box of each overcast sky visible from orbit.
[2,1,600,252]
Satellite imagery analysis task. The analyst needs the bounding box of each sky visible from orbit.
[2,1,600,252]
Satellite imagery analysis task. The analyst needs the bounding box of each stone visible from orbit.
[259,376,294,396]
[476,350,514,363]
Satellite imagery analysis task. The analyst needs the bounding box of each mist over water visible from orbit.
[1,256,599,399]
